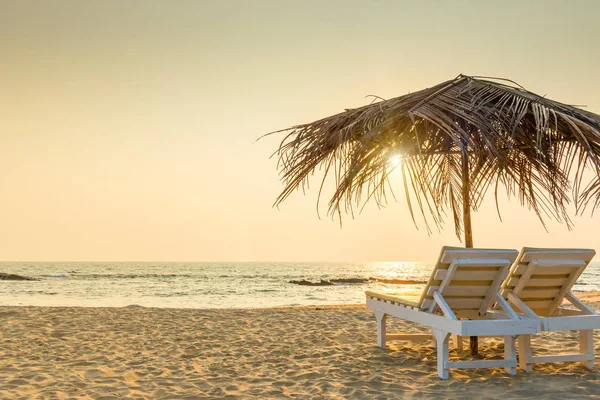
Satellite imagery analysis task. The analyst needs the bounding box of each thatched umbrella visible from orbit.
[264,75,600,354]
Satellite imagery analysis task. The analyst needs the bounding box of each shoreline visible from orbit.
[1,290,599,311]
[0,303,368,311]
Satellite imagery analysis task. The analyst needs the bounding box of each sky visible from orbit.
[1,0,599,262]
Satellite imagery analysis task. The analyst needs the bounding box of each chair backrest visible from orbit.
[500,248,596,316]
[419,247,519,315]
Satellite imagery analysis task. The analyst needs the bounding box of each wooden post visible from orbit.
[469,336,478,357]
[461,145,473,249]
[461,142,478,356]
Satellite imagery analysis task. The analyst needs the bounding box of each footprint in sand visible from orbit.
[84,369,104,379]
[124,370,139,383]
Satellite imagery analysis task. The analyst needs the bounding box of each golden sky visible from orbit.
[1,0,599,261]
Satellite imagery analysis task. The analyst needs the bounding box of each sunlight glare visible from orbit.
[389,154,403,167]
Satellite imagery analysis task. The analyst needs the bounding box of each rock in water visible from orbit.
[370,277,427,284]
[0,273,39,281]
[329,278,370,284]
[288,279,334,286]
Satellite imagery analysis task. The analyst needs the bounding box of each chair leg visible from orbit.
[518,335,532,372]
[504,335,517,375]
[579,330,595,369]
[453,334,463,351]
[375,311,387,349]
[433,329,450,379]
[431,332,436,349]
[431,329,437,349]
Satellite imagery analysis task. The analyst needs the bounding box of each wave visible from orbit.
[31,272,427,285]
[372,277,427,284]
[66,273,197,280]
[150,292,192,297]
[56,273,285,280]
[41,273,70,278]
[288,277,427,286]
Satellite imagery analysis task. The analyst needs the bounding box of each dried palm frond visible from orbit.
[263,75,600,239]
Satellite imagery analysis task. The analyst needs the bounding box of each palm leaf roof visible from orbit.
[266,75,600,238]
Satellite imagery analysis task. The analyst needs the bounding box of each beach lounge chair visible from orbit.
[365,247,539,379]
[500,248,599,371]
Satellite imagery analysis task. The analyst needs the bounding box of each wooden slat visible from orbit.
[510,264,580,276]
[512,264,528,275]
[532,267,583,275]
[429,262,458,313]
[548,266,587,314]
[365,297,463,335]
[544,315,600,331]
[365,294,421,308]
[505,277,566,287]
[421,296,494,313]
[449,280,501,286]
[536,259,586,268]
[386,334,432,342]
[461,319,539,336]
[441,249,518,264]
[524,300,553,310]
[530,354,595,363]
[445,360,515,369]
[454,310,485,319]
[424,297,488,310]
[427,286,489,297]
[519,288,560,299]
[444,298,485,309]
[521,250,595,263]
[507,292,540,319]
[435,270,499,281]
[450,258,512,267]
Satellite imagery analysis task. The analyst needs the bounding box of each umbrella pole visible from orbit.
[461,144,478,356]
[461,146,474,249]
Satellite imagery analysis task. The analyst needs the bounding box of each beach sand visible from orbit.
[1,293,600,399]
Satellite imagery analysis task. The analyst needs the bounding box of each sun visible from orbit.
[389,154,403,167]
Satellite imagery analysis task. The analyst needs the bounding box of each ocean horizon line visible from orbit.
[0,259,431,264]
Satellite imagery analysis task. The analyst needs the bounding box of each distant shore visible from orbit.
[1,292,599,398]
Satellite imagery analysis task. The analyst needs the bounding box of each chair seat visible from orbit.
[365,290,423,309]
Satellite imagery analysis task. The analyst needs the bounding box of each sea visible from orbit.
[1,261,599,309]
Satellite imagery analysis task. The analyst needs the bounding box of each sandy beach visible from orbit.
[1,293,599,399]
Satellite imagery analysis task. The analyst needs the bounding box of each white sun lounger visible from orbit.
[365,247,539,379]
[500,247,599,371]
